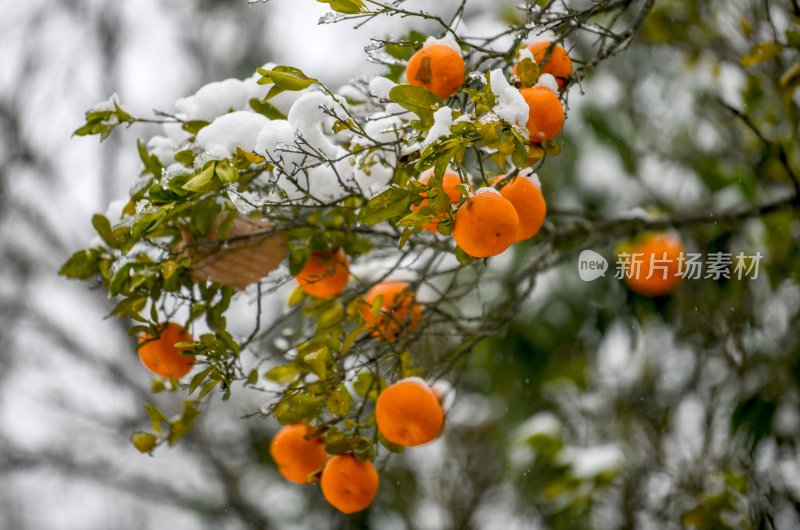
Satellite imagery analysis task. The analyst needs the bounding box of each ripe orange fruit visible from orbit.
[362,282,423,342]
[620,232,684,297]
[294,248,349,299]
[519,86,564,143]
[453,188,519,258]
[269,424,329,485]
[320,454,380,514]
[137,322,195,379]
[526,41,572,89]
[411,171,463,233]
[495,175,547,242]
[406,44,465,100]
[376,378,444,447]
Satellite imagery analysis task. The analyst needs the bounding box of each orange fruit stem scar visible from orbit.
[453,188,519,258]
[376,378,444,447]
[362,281,423,342]
[294,248,349,299]
[137,322,195,379]
[321,454,380,514]
[269,423,329,485]
[405,44,465,100]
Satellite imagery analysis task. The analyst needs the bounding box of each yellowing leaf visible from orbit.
[183,161,217,192]
[741,42,781,67]
[131,432,158,453]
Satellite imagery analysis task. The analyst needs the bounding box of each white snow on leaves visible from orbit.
[421,106,453,149]
[488,68,528,129]
[195,111,270,158]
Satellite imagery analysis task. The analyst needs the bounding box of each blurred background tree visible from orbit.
[1,0,799,529]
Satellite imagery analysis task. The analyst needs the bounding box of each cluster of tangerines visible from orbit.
[407,39,571,140]
[269,377,443,513]
[403,39,572,257]
[136,322,441,513]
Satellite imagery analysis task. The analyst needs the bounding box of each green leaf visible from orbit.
[131,432,158,453]
[265,85,286,100]
[137,139,163,178]
[318,304,345,330]
[288,287,305,307]
[92,214,117,248]
[358,186,415,225]
[516,57,540,87]
[288,244,312,276]
[183,161,217,192]
[73,101,132,141]
[265,364,300,385]
[325,435,371,455]
[385,31,426,61]
[299,343,330,379]
[108,296,147,321]
[317,0,365,15]
[174,149,195,167]
[189,366,213,394]
[215,158,238,184]
[273,393,326,424]
[542,139,561,156]
[161,260,180,280]
[109,263,137,297]
[370,295,384,319]
[398,227,414,248]
[181,120,209,135]
[198,380,219,399]
[353,371,383,399]
[145,402,168,433]
[342,327,361,353]
[328,385,352,416]
[59,249,100,280]
[167,401,201,446]
[259,66,318,91]
[389,84,442,127]
[455,246,477,265]
[379,433,406,453]
[249,98,286,120]
[130,209,168,239]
